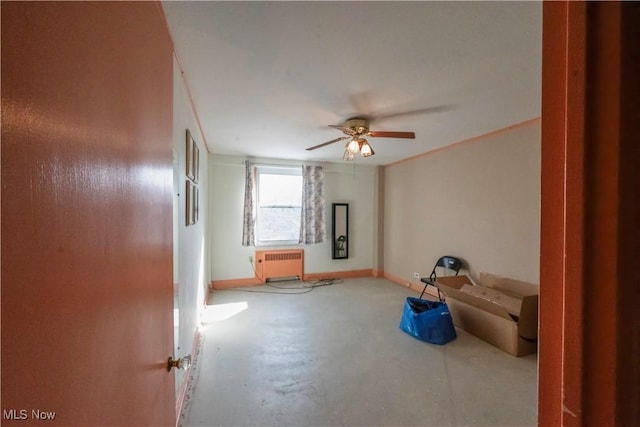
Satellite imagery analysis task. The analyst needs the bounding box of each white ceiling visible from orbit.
[162,1,541,166]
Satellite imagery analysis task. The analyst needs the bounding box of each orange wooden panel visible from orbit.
[540,1,639,425]
[1,2,174,425]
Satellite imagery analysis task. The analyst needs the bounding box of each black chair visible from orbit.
[419,256,463,299]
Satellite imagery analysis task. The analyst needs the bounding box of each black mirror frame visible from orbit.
[332,203,349,259]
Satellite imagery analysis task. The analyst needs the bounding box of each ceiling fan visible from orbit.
[305,117,415,161]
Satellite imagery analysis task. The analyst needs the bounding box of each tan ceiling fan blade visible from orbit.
[369,131,415,139]
[306,136,350,151]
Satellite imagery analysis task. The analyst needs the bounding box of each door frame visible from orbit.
[539,2,639,425]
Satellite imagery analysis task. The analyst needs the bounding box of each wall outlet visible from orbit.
[413,272,421,279]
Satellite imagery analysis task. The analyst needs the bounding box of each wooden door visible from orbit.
[1,2,175,425]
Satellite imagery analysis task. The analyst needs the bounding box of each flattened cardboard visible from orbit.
[459,284,522,317]
[479,272,539,296]
[479,273,539,341]
[438,282,513,321]
[436,274,539,356]
[445,298,523,356]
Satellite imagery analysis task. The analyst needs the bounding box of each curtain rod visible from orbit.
[208,159,376,174]
[209,160,321,168]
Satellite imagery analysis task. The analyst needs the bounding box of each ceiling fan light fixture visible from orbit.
[347,138,360,154]
[343,149,355,161]
[306,116,416,160]
[360,140,374,157]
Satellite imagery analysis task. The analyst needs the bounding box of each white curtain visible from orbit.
[299,165,326,244]
[241,160,255,246]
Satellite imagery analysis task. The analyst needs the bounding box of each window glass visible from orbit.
[256,167,302,244]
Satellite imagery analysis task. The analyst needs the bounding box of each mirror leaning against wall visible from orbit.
[332,203,348,259]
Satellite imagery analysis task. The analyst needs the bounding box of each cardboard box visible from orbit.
[436,273,539,356]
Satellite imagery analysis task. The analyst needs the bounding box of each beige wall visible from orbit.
[383,121,541,285]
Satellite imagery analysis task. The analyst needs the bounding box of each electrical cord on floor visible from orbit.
[304,277,344,288]
[220,277,344,295]
[221,257,344,295]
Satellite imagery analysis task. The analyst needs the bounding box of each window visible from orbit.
[255,166,302,245]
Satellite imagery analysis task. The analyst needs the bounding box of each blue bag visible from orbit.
[399,297,457,345]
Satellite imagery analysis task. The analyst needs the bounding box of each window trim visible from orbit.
[254,165,302,247]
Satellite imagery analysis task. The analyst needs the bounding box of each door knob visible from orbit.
[167,354,192,372]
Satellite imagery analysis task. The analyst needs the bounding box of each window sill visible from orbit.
[256,241,302,248]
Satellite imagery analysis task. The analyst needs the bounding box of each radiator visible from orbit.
[255,250,304,283]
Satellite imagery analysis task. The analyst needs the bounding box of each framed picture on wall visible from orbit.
[185,180,198,226]
[194,187,199,224]
[185,180,193,226]
[186,129,195,181]
[192,142,199,183]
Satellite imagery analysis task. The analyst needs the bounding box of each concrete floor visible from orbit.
[183,278,537,427]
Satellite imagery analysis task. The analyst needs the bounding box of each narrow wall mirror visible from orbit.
[332,203,349,259]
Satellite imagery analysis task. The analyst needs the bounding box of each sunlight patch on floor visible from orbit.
[201,301,248,324]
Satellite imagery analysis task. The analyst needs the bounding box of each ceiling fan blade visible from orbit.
[369,131,415,139]
[328,124,356,135]
[369,105,454,122]
[306,136,350,151]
